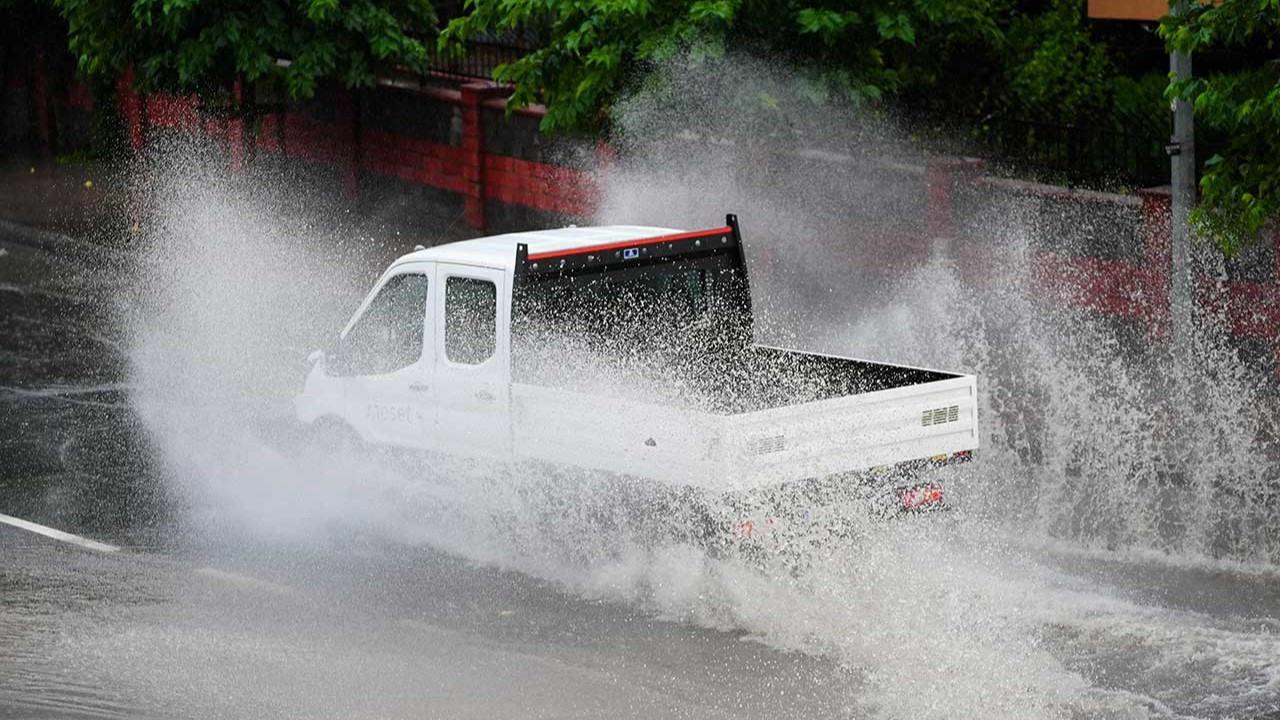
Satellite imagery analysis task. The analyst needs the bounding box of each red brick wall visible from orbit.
[119,79,597,231]
[112,80,1277,367]
[928,159,1280,371]
[483,154,596,217]
[361,127,470,194]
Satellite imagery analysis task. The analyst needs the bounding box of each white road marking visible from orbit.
[194,567,294,596]
[0,513,120,553]
[0,513,300,598]
[0,384,132,409]
[3,382,132,397]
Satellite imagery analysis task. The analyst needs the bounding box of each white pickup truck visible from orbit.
[297,215,978,530]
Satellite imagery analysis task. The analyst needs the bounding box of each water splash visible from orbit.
[596,52,1280,566]
[120,57,1280,720]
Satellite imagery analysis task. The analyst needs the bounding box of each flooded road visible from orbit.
[4,215,1280,720]
[2,524,866,719]
[0,219,861,718]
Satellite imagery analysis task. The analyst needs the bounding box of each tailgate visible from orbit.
[718,374,978,489]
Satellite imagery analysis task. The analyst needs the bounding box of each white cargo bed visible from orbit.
[511,373,977,492]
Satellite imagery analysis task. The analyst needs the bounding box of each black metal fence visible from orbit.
[429,39,529,82]
[429,2,533,82]
[975,115,1170,190]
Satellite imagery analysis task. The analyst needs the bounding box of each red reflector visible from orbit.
[901,484,945,510]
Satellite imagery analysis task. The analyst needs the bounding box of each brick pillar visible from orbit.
[1138,187,1173,338]
[924,157,986,287]
[1274,229,1280,376]
[32,49,52,158]
[228,79,246,168]
[458,83,508,230]
[117,69,144,150]
[596,140,616,172]
[1274,228,1280,285]
[925,157,985,237]
[459,84,486,229]
[336,88,360,201]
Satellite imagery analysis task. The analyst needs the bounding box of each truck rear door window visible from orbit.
[514,259,741,356]
[510,256,753,397]
[445,276,497,365]
[341,273,429,375]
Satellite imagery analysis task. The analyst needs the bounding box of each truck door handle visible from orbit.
[475,390,495,403]
[409,383,430,393]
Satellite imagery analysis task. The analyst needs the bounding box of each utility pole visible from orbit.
[1168,0,1195,353]
[1166,0,1197,477]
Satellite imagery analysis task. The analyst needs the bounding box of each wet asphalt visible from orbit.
[0,210,867,719]
[5,203,1280,719]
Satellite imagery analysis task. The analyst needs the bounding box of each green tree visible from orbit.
[1161,1,1280,253]
[54,0,438,102]
[1001,0,1113,124]
[439,0,1006,134]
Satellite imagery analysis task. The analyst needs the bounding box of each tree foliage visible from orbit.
[1161,1,1280,253]
[440,0,1010,134]
[1002,0,1113,123]
[54,0,439,102]
[442,0,1168,147]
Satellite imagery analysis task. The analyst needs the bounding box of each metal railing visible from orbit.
[429,39,530,82]
[975,116,1170,190]
[429,2,533,81]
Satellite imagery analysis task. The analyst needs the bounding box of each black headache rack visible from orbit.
[513,213,748,285]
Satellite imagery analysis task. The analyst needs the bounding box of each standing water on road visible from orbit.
[112,57,1280,719]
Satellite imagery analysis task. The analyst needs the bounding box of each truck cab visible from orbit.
[299,223,694,456]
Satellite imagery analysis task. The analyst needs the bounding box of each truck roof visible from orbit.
[392,225,685,271]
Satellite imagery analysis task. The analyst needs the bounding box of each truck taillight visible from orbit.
[901,484,944,510]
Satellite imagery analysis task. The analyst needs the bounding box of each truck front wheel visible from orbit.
[304,417,366,458]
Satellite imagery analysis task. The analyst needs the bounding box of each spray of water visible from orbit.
[598,53,1280,565]
[122,56,1280,719]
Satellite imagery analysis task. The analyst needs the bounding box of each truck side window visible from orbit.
[341,273,429,376]
[445,276,497,365]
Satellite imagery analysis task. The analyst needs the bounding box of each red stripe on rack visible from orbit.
[525,226,734,262]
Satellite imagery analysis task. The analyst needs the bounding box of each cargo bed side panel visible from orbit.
[512,375,977,493]
[511,383,719,486]
[721,375,979,489]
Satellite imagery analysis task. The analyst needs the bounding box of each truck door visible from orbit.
[432,263,509,458]
[333,264,435,448]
